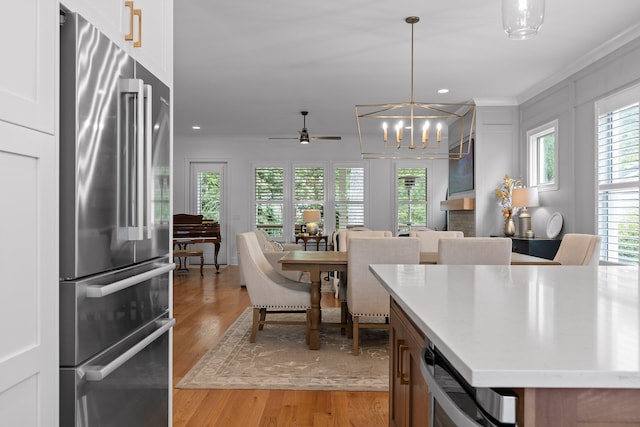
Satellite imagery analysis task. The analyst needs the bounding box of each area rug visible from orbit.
[176,308,389,391]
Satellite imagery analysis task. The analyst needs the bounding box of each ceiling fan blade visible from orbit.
[311,136,342,141]
[268,137,298,140]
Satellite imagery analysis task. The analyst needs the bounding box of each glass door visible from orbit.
[189,162,226,265]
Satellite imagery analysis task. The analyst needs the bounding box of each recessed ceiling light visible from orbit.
[437,88,449,94]
[192,125,201,130]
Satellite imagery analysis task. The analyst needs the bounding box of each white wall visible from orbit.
[520,37,640,236]
[475,106,520,237]
[173,134,448,264]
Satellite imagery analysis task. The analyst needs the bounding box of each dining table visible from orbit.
[279,251,348,350]
[279,250,559,350]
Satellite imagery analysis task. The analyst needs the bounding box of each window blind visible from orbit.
[294,167,324,224]
[335,167,365,229]
[255,167,285,237]
[597,100,639,264]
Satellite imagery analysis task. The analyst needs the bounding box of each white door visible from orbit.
[0,0,58,424]
[190,162,227,265]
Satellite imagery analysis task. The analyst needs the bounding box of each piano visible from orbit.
[173,214,222,272]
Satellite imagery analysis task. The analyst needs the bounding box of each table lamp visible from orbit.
[302,209,321,236]
[512,187,539,238]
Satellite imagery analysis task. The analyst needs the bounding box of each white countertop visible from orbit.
[370,264,640,389]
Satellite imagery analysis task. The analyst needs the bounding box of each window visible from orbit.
[596,87,640,265]
[253,163,365,239]
[255,167,285,237]
[294,166,325,229]
[397,167,427,233]
[190,162,225,222]
[527,120,558,190]
[335,166,365,229]
[195,172,220,221]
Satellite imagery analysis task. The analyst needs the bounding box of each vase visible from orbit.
[504,215,516,237]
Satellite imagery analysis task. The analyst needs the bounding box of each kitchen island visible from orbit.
[371,264,640,426]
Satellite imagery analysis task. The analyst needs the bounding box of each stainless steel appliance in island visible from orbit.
[59,8,174,426]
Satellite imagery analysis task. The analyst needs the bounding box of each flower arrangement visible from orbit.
[495,174,522,218]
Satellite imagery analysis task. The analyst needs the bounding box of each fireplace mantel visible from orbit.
[440,198,475,211]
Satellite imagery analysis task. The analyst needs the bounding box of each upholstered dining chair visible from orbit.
[334,229,393,299]
[408,230,464,252]
[236,232,311,343]
[336,230,393,252]
[552,234,601,266]
[346,237,420,355]
[437,237,512,265]
[238,229,307,286]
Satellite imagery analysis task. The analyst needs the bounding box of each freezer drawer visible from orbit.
[60,257,174,366]
[60,314,174,427]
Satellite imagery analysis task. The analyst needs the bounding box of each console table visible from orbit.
[511,236,561,260]
[294,234,329,251]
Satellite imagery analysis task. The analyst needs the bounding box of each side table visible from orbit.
[294,234,329,251]
[511,236,562,260]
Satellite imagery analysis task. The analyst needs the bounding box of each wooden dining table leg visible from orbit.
[308,266,322,350]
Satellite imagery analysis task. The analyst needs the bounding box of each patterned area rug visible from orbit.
[176,307,389,391]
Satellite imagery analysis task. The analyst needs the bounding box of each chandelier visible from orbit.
[355,16,476,160]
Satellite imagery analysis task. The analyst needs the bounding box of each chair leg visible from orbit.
[258,308,267,330]
[250,307,260,343]
[346,312,353,339]
[305,309,311,345]
[340,300,348,335]
[199,254,204,277]
[352,315,360,355]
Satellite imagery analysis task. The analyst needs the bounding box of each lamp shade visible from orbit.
[302,209,321,223]
[512,187,539,208]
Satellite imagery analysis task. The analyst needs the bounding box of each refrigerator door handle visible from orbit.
[117,78,145,241]
[84,318,176,381]
[144,83,153,239]
[85,263,175,298]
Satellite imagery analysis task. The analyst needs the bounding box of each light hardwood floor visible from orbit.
[172,265,389,426]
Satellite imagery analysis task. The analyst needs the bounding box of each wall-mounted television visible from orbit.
[448,138,474,194]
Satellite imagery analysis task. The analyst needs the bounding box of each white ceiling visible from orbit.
[174,1,640,141]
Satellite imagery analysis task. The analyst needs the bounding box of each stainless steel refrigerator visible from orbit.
[59,8,174,426]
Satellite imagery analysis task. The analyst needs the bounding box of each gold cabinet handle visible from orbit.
[124,1,134,41]
[133,8,142,47]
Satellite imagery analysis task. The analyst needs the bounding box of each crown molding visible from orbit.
[473,97,519,107]
[517,22,640,104]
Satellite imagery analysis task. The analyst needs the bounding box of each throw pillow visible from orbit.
[263,240,283,252]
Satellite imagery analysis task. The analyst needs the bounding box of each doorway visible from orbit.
[189,162,227,265]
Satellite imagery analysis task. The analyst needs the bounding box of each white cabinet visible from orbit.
[61,0,173,84]
[0,0,59,424]
[0,0,56,133]
[123,0,173,83]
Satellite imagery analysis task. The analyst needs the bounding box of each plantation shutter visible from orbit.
[255,167,285,237]
[397,167,428,232]
[294,167,324,224]
[335,167,365,229]
[597,91,639,265]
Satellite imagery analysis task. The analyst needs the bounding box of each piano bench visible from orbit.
[173,249,204,277]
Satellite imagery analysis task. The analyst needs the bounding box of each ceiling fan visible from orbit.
[269,111,342,144]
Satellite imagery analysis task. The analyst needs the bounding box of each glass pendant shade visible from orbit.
[502,0,545,40]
